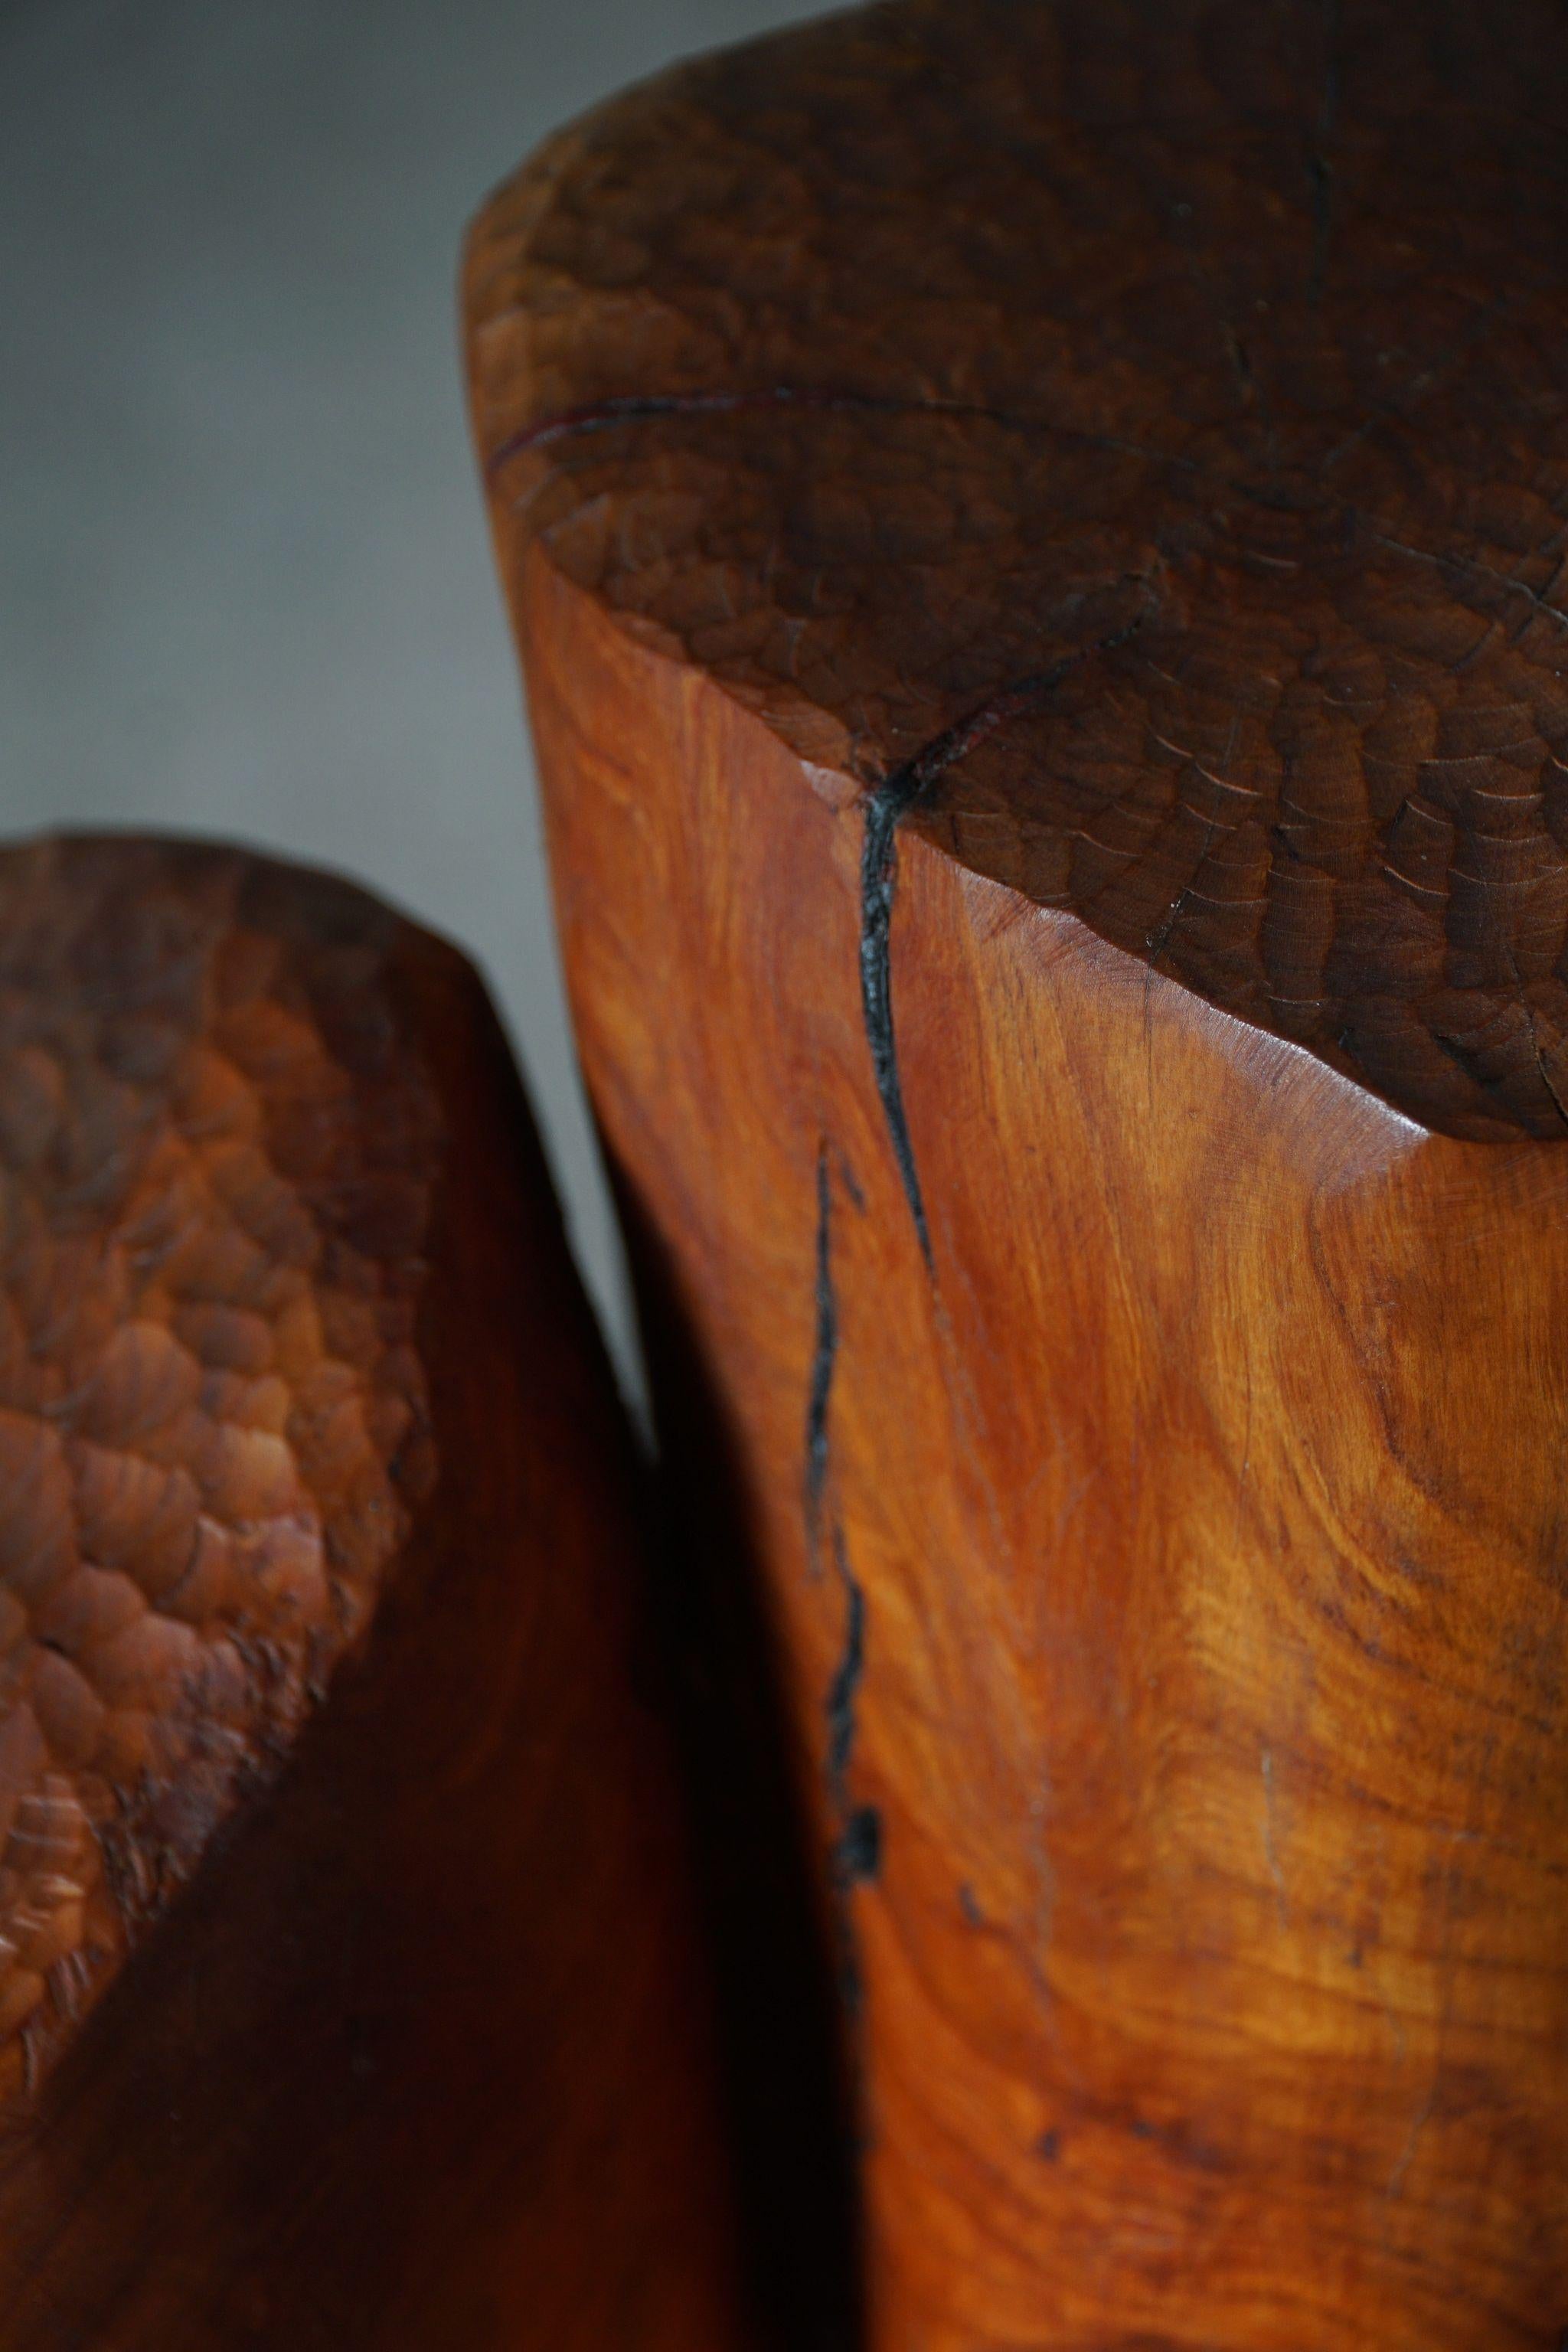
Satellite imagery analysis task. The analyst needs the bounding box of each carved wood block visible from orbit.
[0,835,746,2349]
[469,4,1568,2344]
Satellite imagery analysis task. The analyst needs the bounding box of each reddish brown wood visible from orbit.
[469,6,1568,2347]
[0,835,746,2349]
[470,0,1568,1145]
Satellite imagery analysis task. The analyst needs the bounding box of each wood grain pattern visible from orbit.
[469,0,1568,1143]
[0,835,746,2350]
[469,5,1568,2344]
[515,493,1568,2352]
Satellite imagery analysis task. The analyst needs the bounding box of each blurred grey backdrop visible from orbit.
[0,0,828,1389]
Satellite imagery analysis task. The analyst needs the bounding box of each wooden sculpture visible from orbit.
[469,1,1568,2344]
[0,835,749,2349]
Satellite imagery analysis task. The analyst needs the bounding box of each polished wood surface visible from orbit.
[470,0,1568,1144]
[0,835,746,2349]
[469,5,1568,2344]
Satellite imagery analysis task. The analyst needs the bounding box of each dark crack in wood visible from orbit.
[826,1522,880,2020]
[858,617,1155,1266]
[804,1140,838,1562]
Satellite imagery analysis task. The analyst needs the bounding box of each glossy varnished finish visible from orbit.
[0,837,745,2349]
[469,5,1568,2344]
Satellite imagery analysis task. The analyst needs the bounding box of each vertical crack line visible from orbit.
[825,1525,866,1809]
[826,1522,880,2020]
[802,1141,880,2024]
[860,770,934,1272]
[803,1141,838,1563]
[857,622,1155,1272]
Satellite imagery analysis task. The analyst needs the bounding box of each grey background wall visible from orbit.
[0,0,828,1388]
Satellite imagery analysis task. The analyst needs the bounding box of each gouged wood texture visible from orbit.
[516,512,1568,2352]
[0,836,436,2099]
[0,833,750,2350]
[468,0,1568,1142]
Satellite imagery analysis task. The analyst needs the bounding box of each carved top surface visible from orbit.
[469,0,1568,1138]
[0,837,439,2099]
